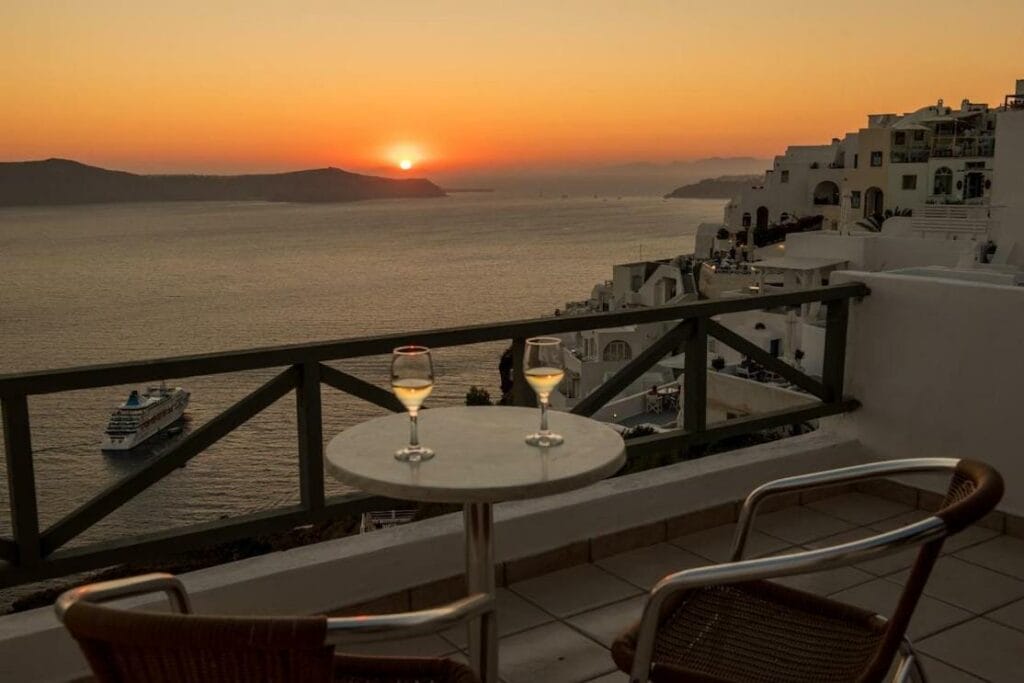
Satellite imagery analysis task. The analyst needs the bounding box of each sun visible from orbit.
[399,159,413,171]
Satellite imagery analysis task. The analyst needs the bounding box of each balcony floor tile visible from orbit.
[889,556,1024,613]
[594,543,708,590]
[986,597,1024,631]
[830,578,973,640]
[669,523,790,562]
[752,506,856,544]
[918,618,1024,682]
[805,492,913,525]
[498,622,617,683]
[442,588,553,649]
[953,535,1024,580]
[510,564,640,618]
[565,595,645,648]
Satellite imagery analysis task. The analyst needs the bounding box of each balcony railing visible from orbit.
[0,283,867,588]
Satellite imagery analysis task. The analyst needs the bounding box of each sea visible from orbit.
[0,194,722,603]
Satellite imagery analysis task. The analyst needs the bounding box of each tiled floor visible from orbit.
[343,494,1024,682]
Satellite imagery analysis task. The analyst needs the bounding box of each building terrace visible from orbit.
[1,268,1022,682]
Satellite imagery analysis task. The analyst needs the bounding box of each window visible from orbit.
[741,212,751,228]
[602,340,632,362]
[894,132,906,145]
[853,153,859,169]
[914,130,926,142]
[850,191,861,209]
[933,167,953,195]
[780,170,790,183]
[902,175,917,190]
[870,151,883,167]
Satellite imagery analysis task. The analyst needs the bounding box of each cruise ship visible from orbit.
[101,383,190,451]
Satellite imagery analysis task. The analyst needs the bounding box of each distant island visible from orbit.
[664,174,763,199]
[0,159,446,207]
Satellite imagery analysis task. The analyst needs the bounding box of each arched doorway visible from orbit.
[755,206,769,230]
[864,187,884,218]
[933,167,953,195]
[813,180,840,205]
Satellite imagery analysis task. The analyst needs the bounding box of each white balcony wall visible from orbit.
[829,270,1024,514]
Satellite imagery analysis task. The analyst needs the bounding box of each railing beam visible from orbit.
[2,396,40,567]
[297,362,325,513]
[682,318,708,433]
[0,283,869,397]
[822,298,850,403]
[40,367,298,555]
[706,320,827,400]
[572,320,694,418]
[319,364,404,413]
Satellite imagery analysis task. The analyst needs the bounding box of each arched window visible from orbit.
[813,180,840,205]
[602,340,632,362]
[934,167,953,195]
[741,212,751,228]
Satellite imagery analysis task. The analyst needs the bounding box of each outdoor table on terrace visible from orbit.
[325,405,626,683]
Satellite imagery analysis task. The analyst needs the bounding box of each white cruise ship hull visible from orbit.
[102,389,189,451]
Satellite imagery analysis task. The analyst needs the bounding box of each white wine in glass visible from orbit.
[523,337,565,447]
[391,346,435,462]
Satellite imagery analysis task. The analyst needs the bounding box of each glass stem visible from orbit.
[539,396,549,434]
[409,410,419,447]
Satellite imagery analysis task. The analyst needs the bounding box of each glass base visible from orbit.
[525,432,564,448]
[395,445,435,462]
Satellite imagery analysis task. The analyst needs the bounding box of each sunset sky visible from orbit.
[2,1,1022,175]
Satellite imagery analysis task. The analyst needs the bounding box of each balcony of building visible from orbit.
[1,270,1022,682]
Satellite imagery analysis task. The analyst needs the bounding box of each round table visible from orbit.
[326,406,626,683]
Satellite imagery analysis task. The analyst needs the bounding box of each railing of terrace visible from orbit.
[0,283,867,589]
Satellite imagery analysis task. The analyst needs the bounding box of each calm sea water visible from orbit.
[0,195,721,561]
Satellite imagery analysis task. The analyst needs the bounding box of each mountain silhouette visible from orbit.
[0,159,446,206]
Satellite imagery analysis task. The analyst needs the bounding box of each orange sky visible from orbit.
[2,1,1022,175]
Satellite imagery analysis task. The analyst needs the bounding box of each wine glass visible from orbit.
[391,346,435,462]
[523,337,565,447]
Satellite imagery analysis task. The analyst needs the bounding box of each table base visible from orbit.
[464,502,497,683]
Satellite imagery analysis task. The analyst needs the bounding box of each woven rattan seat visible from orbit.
[613,581,886,683]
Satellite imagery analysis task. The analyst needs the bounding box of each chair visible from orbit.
[611,458,1003,683]
[55,573,487,682]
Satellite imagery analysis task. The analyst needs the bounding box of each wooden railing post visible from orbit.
[296,362,325,512]
[822,298,850,403]
[2,396,41,566]
[510,337,535,407]
[683,318,707,433]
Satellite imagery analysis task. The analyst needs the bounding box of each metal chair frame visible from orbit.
[55,572,493,648]
[627,457,968,683]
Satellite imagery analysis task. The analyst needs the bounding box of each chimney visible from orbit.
[1017,79,1024,96]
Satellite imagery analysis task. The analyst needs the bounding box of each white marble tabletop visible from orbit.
[325,406,626,503]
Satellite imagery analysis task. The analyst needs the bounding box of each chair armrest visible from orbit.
[627,516,945,683]
[325,592,494,645]
[55,572,192,621]
[729,457,958,561]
